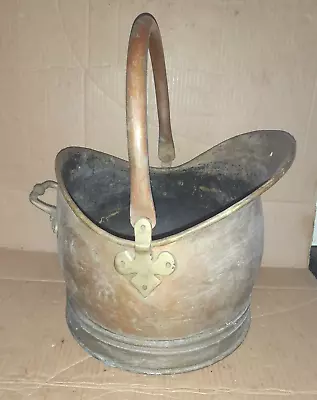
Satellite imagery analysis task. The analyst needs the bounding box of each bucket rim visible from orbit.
[55,129,296,248]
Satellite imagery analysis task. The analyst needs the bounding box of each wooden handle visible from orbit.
[126,13,175,228]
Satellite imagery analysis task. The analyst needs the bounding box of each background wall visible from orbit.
[1,0,317,268]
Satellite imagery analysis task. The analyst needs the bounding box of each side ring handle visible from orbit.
[29,180,58,233]
[126,12,175,229]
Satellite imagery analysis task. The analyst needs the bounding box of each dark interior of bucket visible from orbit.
[59,130,295,240]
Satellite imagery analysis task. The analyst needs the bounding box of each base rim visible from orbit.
[66,301,251,375]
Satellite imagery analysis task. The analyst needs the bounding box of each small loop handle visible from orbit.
[29,180,57,215]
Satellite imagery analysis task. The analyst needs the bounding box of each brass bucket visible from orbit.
[29,13,296,374]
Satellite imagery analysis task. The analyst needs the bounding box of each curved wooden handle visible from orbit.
[126,13,175,229]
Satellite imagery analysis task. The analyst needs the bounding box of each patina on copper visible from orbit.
[29,12,296,375]
[126,13,175,228]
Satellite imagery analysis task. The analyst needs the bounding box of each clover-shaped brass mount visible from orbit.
[114,218,176,297]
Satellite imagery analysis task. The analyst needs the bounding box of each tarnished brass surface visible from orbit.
[29,12,296,374]
[114,218,176,297]
[29,180,58,234]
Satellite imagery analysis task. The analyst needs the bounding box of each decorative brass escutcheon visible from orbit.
[114,218,176,297]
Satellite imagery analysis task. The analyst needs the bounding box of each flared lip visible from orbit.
[55,129,296,248]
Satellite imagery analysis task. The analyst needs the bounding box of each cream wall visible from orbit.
[1,0,317,267]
